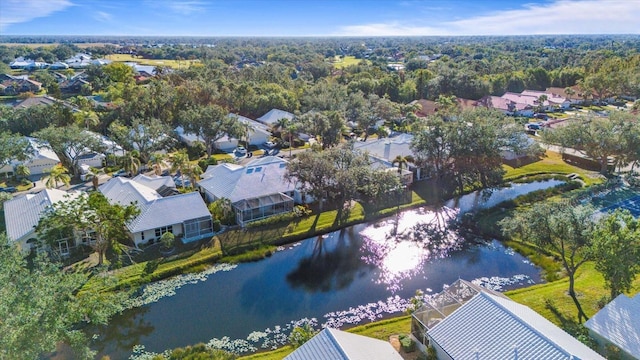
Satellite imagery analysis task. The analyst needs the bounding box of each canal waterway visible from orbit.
[94,180,562,358]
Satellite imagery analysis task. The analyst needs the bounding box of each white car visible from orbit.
[235,146,247,154]
[265,141,277,149]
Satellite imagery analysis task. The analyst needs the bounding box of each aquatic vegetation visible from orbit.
[123,263,238,309]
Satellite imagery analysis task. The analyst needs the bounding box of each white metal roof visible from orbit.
[284,328,403,360]
[131,174,176,191]
[428,291,605,360]
[197,156,294,203]
[257,108,295,126]
[99,177,210,233]
[9,137,60,167]
[353,133,415,164]
[585,293,640,359]
[4,189,80,242]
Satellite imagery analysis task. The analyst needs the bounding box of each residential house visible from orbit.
[213,114,271,151]
[256,108,295,127]
[9,57,48,69]
[60,77,90,94]
[65,53,93,68]
[521,90,571,109]
[411,279,605,360]
[12,95,78,111]
[100,176,214,246]
[546,86,584,105]
[0,74,42,95]
[4,189,82,255]
[0,137,61,177]
[197,156,303,226]
[284,327,403,360]
[49,61,69,70]
[477,95,534,117]
[585,293,640,360]
[410,99,439,118]
[353,133,425,183]
[455,97,479,111]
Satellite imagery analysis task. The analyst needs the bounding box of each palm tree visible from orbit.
[186,163,203,189]
[536,94,548,113]
[122,150,141,176]
[280,120,298,157]
[171,150,190,187]
[392,154,414,175]
[149,152,166,176]
[44,164,71,189]
[15,164,30,180]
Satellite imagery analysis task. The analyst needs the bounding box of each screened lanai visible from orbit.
[233,193,294,226]
[411,279,507,347]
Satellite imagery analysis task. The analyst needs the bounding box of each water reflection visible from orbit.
[360,207,463,292]
[92,306,154,357]
[286,228,374,292]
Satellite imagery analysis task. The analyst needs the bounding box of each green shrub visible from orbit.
[143,259,160,275]
[289,324,317,349]
[399,334,415,353]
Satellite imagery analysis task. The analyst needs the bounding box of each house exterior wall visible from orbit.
[76,156,104,169]
[214,138,239,151]
[588,330,636,360]
[247,130,269,146]
[27,158,60,175]
[132,224,183,247]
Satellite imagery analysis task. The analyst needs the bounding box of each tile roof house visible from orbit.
[412,279,605,360]
[585,293,640,360]
[0,137,61,177]
[197,156,303,226]
[410,99,439,117]
[0,74,42,95]
[477,95,534,117]
[256,108,295,127]
[4,189,82,254]
[284,327,403,360]
[100,177,214,246]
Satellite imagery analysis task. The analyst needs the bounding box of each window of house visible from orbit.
[58,239,70,256]
[81,231,97,245]
[155,226,172,238]
[141,232,145,241]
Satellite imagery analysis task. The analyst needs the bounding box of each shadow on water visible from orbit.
[286,227,374,293]
[92,306,155,357]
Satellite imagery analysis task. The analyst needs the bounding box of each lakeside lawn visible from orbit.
[503,150,603,186]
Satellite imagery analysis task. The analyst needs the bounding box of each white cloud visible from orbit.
[168,1,206,15]
[0,0,73,31]
[339,22,451,36]
[337,0,640,36]
[94,11,112,23]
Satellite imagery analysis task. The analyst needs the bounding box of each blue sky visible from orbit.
[1,0,639,36]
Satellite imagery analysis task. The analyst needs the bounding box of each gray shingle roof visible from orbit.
[284,328,403,360]
[585,293,640,359]
[198,156,294,203]
[257,108,295,126]
[428,291,605,360]
[353,134,414,164]
[4,189,80,242]
[99,177,210,233]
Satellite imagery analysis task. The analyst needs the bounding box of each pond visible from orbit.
[93,180,561,358]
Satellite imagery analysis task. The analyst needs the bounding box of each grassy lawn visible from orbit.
[507,261,640,326]
[329,55,368,69]
[105,54,197,69]
[503,150,603,186]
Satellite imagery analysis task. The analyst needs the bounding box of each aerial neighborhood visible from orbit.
[1,34,640,360]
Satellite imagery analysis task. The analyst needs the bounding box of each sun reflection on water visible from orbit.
[360,207,462,292]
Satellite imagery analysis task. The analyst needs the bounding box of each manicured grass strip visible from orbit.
[329,55,368,69]
[503,150,602,186]
[81,241,222,293]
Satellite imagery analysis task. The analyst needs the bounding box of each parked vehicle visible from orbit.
[0,186,17,193]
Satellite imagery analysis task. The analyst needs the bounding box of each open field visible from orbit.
[105,54,197,69]
[329,55,368,69]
